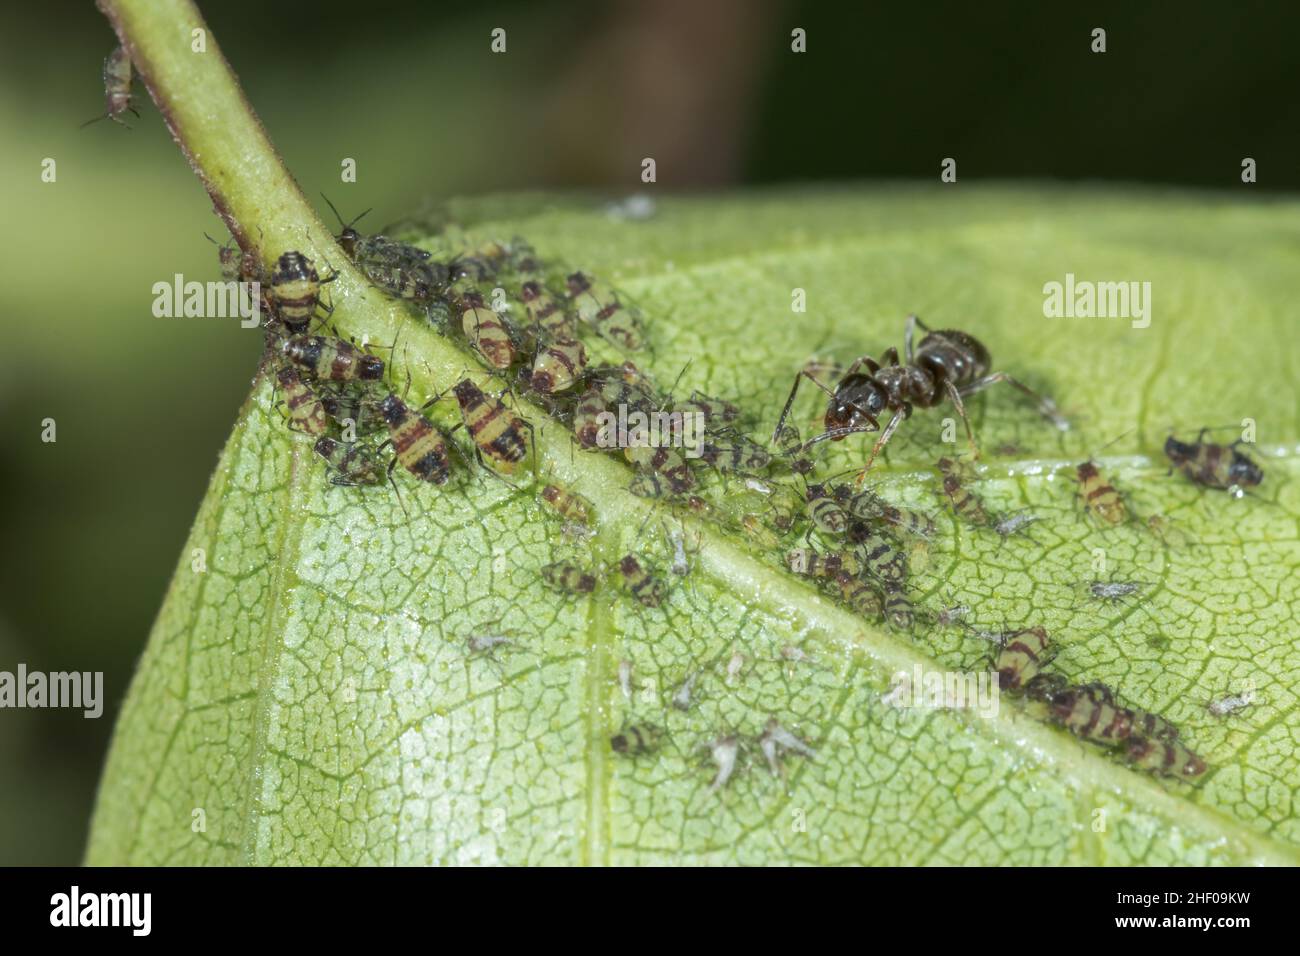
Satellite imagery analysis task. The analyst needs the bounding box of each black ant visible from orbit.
[773,315,1068,481]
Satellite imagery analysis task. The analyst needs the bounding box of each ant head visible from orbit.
[827,374,886,429]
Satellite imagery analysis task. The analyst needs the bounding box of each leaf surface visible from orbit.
[87,187,1300,865]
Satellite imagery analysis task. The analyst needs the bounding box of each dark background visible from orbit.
[0,0,1296,865]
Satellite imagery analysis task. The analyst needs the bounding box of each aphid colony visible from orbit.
[785,481,928,632]
[991,628,1206,779]
[210,206,1264,792]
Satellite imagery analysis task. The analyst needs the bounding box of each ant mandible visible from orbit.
[772,315,1069,481]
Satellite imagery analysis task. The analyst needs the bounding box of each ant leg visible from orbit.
[943,379,980,461]
[797,422,878,454]
[959,372,1070,431]
[881,347,900,367]
[903,314,933,364]
[772,368,835,447]
[839,355,879,377]
[853,408,908,484]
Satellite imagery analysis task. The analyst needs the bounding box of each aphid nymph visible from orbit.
[82,46,138,128]
[1165,428,1264,495]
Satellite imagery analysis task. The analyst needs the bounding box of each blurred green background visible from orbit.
[0,0,1296,865]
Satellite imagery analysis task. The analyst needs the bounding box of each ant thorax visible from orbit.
[875,365,935,406]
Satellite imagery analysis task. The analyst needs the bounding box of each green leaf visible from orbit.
[87,188,1300,865]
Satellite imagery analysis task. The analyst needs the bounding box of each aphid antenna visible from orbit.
[387,471,412,522]
[320,192,372,233]
[661,359,694,409]
[79,109,138,130]
[1087,427,1138,461]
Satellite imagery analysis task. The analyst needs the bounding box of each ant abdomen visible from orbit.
[916,329,989,385]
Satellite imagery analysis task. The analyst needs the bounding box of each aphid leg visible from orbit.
[853,406,908,484]
[959,372,1069,430]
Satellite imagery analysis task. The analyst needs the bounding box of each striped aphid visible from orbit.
[274,366,329,437]
[566,271,645,351]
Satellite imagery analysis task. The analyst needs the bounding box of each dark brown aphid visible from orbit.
[282,335,384,382]
[274,366,328,437]
[451,379,531,475]
[773,314,1067,479]
[992,627,1052,692]
[82,46,138,128]
[936,457,992,526]
[610,724,659,756]
[530,337,588,394]
[313,437,385,486]
[1165,429,1264,493]
[540,483,594,525]
[541,562,597,594]
[270,251,334,334]
[618,554,667,608]
[378,394,452,484]
[1076,461,1127,525]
